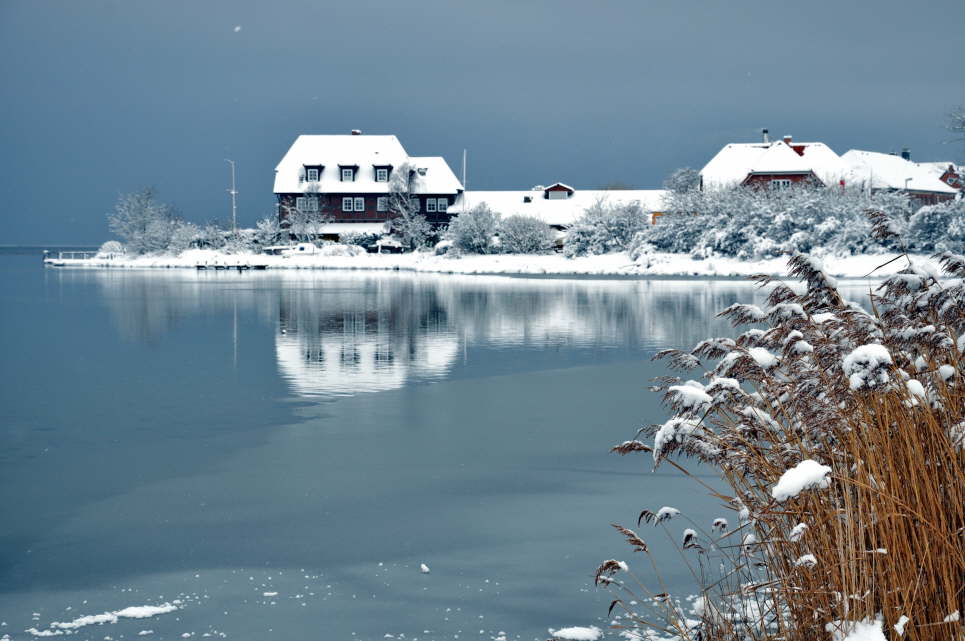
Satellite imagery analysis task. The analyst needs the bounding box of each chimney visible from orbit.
[783,135,793,145]
[761,128,770,143]
[351,129,362,135]
[901,147,911,161]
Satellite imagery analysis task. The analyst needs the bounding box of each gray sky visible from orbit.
[1,0,962,244]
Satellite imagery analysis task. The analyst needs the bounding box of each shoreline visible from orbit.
[40,248,937,280]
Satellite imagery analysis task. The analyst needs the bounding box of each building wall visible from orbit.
[277,193,455,225]
[741,173,823,188]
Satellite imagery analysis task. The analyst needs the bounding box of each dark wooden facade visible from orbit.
[277,193,456,226]
[741,172,823,189]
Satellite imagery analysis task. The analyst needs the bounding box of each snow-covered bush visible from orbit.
[638,185,912,259]
[339,231,381,248]
[563,200,650,257]
[255,216,282,248]
[447,204,499,254]
[165,221,200,254]
[317,243,364,257]
[498,215,554,254]
[96,240,125,257]
[106,188,182,254]
[604,244,965,641]
[906,199,965,252]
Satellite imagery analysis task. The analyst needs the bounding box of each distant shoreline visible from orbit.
[38,248,935,280]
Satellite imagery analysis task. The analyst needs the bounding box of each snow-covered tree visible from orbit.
[166,221,200,254]
[563,199,650,256]
[498,215,554,254]
[663,167,700,194]
[106,188,180,254]
[907,199,965,252]
[255,216,281,247]
[447,204,499,254]
[949,104,965,144]
[386,162,432,250]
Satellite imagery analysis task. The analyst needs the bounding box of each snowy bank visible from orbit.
[43,249,943,279]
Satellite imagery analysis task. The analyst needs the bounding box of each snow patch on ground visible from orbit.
[825,618,886,641]
[45,250,945,279]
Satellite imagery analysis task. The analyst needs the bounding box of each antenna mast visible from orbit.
[225,159,238,233]
[462,149,468,211]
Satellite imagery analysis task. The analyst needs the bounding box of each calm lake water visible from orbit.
[0,254,869,640]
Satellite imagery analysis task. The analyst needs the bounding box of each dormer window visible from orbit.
[302,164,323,183]
[376,168,389,182]
[339,165,359,182]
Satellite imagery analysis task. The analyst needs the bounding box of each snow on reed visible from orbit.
[771,460,832,502]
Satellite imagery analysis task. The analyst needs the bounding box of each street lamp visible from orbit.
[225,159,238,233]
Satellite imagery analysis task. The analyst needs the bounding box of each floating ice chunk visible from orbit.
[842,344,892,391]
[772,460,832,502]
[262,592,278,597]
[548,626,602,641]
[419,563,430,574]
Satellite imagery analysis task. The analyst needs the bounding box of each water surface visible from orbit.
[1,257,853,640]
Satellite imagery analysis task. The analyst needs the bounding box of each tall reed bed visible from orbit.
[600,243,965,640]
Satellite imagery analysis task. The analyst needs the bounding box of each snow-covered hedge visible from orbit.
[498,215,555,254]
[563,201,651,257]
[639,185,920,259]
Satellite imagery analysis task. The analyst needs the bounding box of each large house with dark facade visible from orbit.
[273,132,463,238]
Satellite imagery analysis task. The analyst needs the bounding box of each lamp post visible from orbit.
[225,159,238,234]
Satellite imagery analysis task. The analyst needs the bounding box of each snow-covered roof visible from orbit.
[841,150,959,194]
[273,135,463,195]
[916,161,963,187]
[408,156,464,195]
[700,140,848,189]
[448,188,667,227]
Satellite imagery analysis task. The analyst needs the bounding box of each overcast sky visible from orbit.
[1,0,962,244]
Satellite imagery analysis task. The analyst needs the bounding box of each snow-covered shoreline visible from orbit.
[43,248,938,279]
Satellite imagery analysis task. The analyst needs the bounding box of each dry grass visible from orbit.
[602,246,965,640]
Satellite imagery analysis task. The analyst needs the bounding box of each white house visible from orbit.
[840,150,959,205]
[447,183,668,228]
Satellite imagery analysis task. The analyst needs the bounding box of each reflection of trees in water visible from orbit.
[86,270,273,342]
[86,269,816,395]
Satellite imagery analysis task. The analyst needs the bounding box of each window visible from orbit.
[409,197,420,212]
[306,168,319,182]
[770,179,792,189]
[353,197,365,212]
[303,196,319,212]
[377,197,388,212]
[436,198,448,212]
[295,197,306,211]
[342,197,354,212]
[341,168,355,182]
[376,168,389,182]
[426,199,437,213]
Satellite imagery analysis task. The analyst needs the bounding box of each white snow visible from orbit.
[893,615,909,636]
[655,506,681,523]
[788,523,807,542]
[842,344,893,391]
[667,385,712,410]
[939,364,955,381]
[906,379,926,400]
[793,554,817,568]
[44,249,947,280]
[825,618,886,641]
[549,626,602,641]
[771,459,832,502]
[944,610,960,623]
[747,347,778,369]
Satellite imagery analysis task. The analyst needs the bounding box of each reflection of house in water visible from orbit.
[274,284,459,397]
